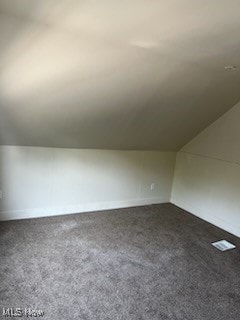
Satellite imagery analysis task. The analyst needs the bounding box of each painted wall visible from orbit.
[171,102,240,237]
[0,146,176,220]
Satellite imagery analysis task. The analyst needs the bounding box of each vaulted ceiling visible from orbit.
[0,0,240,150]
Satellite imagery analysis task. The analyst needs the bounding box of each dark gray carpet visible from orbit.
[0,203,240,320]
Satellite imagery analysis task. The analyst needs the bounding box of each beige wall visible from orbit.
[0,146,176,220]
[171,102,240,237]
[1,102,240,236]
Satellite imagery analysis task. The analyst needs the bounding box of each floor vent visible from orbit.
[212,240,236,251]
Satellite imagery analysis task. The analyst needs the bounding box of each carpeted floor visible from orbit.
[0,203,240,320]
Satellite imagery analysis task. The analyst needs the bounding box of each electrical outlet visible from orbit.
[150,183,155,190]
[0,190,2,199]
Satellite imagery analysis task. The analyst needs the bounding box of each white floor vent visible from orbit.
[212,240,236,252]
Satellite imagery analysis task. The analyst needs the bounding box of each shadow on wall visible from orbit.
[0,146,176,220]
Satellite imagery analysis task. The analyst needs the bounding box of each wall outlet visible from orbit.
[150,183,155,190]
[0,190,2,199]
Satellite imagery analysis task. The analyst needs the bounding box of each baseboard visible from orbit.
[0,197,168,221]
[171,198,240,238]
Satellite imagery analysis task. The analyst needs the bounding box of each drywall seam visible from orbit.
[180,150,240,166]
[137,152,144,200]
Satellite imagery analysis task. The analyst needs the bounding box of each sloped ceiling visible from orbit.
[0,0,240,150]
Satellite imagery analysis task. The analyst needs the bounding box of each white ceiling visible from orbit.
[0,0,240,150]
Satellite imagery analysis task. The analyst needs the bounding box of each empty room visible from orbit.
[0,1,240,319]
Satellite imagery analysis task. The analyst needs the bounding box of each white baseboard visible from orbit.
[171,198,240,238]
[0,197,168,221]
